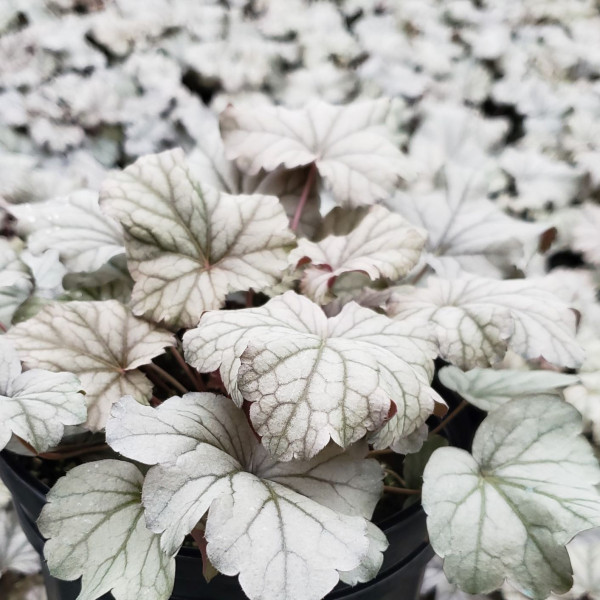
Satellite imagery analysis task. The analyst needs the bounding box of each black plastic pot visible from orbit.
[0,383,480,600]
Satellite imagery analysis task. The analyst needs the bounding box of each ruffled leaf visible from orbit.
[100,148,295,329]
[290,205,426,304]
[7,300,174,430]
[221,98,412,207]
[388,276,584,370]
[106,394,386,600]
[0,338,86,452]
[184,291,442,460]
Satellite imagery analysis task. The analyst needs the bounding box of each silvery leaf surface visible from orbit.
[388,276,583,370]
[38,460,175,600]
[7,300,174,430]
[184,109,321,237]
[422,556,490,600]
[220,98,413,207]
[0,337,85,452]
[100,148,295,329]
[0,240,32,329]
[439,365,578,412]
[184,291,442,460]
[387,164,549,278]
[423,396,600,599]
[106,393,385,600]
[289,205,426,304]
[10,190,125,274]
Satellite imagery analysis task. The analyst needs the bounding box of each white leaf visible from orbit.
[423,396,600,598]
[220,98,413,207]
[422,556,489,600]
[564,371,600,446]
[205,475,366,600]
[289,205,426,304]
[0,508,40,577]
[20,250,66,300]
[0,337,86,452]
[38,460,174,600]
[387,164,549,278]
[106,393,256,467]
[184,291,442,460]
[7,301,174,430]
[10,190,125,274]
[106,393,385,600]
[500,149,585,213]
[502,528,600,599]
[185,106,321,236]
[573,203,600,266]
[439,366,578,412]
[100,148,295,329]
[563,528,600,599]
[338,522,388,586]
[388,276,584,370]
[408,103,508,182]
[0,240,32,329]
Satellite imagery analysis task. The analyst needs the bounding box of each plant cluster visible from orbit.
[0,97,599,600]
[1,2,600,600]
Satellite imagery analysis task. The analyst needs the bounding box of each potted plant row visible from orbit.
[0,98,598,600]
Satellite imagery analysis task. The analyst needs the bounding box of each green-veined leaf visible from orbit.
[100,148,295,329]
[7,300,174,430]
[38,460,175,600]
[422,396,600,599]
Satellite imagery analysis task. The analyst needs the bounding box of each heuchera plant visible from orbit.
[1,98,599,600]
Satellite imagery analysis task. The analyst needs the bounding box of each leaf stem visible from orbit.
[15,437,110,461]
[39,444,110,460]
[367,448,394,457]
[409,264,430,286]
[384,468,407,487]
[291,163,318,231]
[383,485,421,496]
[170,347,204,391]
[429,399,469,436]
[147,363,188,395]
[246,289,254,308]
[0,322,6,333]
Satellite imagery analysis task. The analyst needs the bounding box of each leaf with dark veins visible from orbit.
[186,113,321,236]
[0,240,32,329]
[183,291,443,461]
[7,300,175,430]
[100,148,295,329]
[386,164,549,278]
[38,460,175,600]
[10,190,125,274]
[220,98,413,207]
[0,337,86,452]
[387,275,584,370]
[289,205,426,304]
[105,393,385,600]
